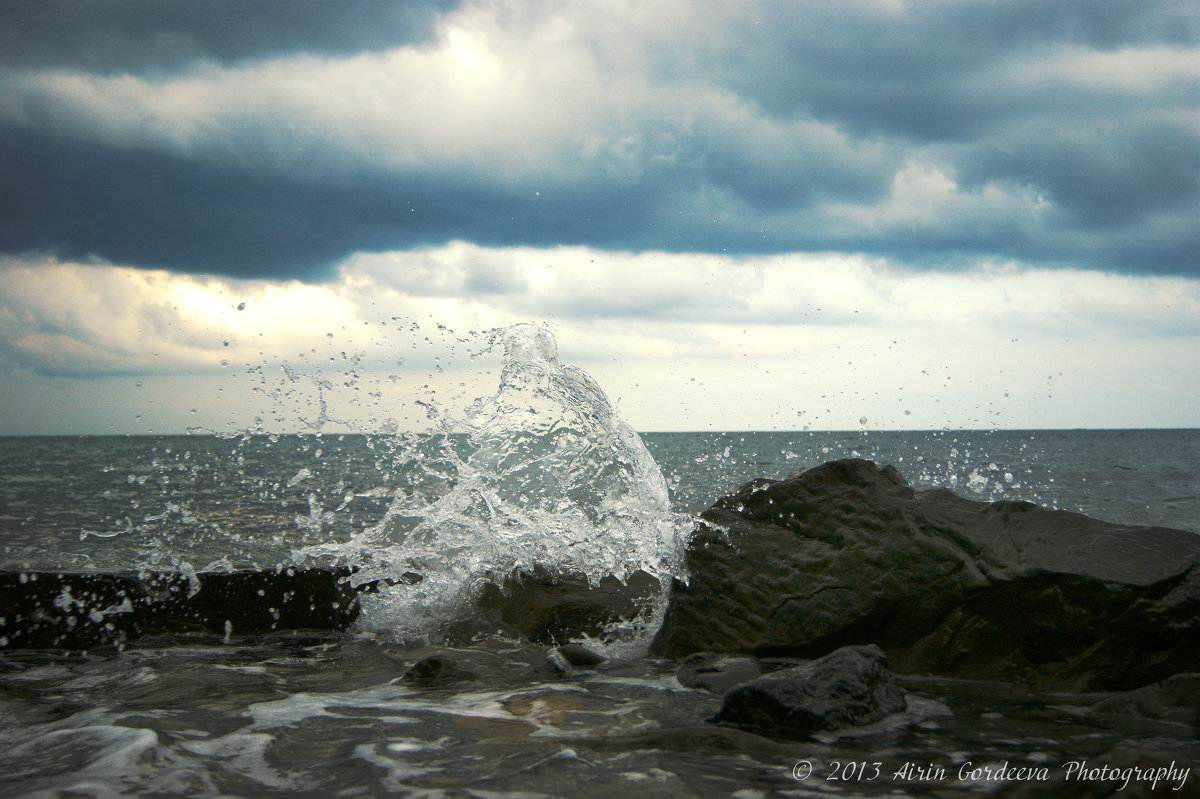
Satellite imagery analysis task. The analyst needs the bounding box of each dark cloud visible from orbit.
[723,0,1196,138]
[962,116,1200,226]
[0,0,1196,279]
[0,0,458,72]
[0,126,471,280]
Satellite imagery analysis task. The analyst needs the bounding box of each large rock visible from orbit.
[0,568,361,649]
[1090,673,1200,728]
[651,459,1200,691]
[0,563,665,651]
[712,644,906,735]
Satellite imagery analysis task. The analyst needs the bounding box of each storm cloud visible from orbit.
[1,0,1195,280]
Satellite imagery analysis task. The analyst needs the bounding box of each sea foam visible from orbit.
[299,324,688,651]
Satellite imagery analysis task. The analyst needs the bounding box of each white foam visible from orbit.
[301,324,689,649]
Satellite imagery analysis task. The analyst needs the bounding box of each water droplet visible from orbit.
[236,302,246,311]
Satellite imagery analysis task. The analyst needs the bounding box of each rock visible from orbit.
[677,653,762,694]
[0,563,664,652]
[651,459,1200,691]
[547,643,607,675]
[475,566,664,646]
[546,648,573,675]
[402,655,476,686]
[0,568,361,649]
[553,643,608,667]
[712,644,906,735]
[1091,673,1200,728]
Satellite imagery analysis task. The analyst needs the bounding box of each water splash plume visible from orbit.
[300,324,688,651]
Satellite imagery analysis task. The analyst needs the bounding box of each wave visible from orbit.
[295,324,688,652]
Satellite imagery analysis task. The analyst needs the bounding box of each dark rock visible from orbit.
[677,652,762,694]
[651,458,1200,691]
[712,644,906,735]
[0,568,361,649]
[402,655,476,686]
[553,643,608,667]
[546,643,608,676]
[0,562,664,651]
[475,566,664,646]
[1091,673,1200,728]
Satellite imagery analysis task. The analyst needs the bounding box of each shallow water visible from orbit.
[1,636,1196,798]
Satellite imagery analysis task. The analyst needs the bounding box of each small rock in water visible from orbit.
[713,644,906,736]
[677,652,762,694]
[547,643,607,675]
[401,656,476,687]
[554,643,608,667]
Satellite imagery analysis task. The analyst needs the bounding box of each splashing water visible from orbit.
[300,324,688,649]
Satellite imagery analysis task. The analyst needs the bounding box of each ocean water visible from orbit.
[2,428,1197,576]
[1,326,1197,797]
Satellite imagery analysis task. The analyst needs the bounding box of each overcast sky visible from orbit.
[1,0,1197,434]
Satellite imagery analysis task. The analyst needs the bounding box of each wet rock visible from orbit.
[547,643,607,675]
[402,655,476,686]
[677,653,762,694]
[555,643,608,667]
[1090,673,1200,728]
[0,568,361,649]
[475,566,664,646]
[712,644,907,735]
[651,458,1200,692]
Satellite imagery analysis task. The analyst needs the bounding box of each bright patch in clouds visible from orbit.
[2,248,1196,434]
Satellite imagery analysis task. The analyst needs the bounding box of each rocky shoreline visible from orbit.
[3,458,1198,796]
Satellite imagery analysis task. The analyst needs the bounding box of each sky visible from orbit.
[0,0,1197,434]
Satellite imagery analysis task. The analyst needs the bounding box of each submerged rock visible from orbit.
[652,459,1200,691]
[677,652,762,694]
[402,655,477,686]
[712,644,906,735]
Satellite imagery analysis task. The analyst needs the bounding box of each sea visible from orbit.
[1,325,1197,797]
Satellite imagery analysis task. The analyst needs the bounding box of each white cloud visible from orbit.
[988,45,1200,109]
[1,245,1196,433]
[0,255,362,376]
[0,6,648,182]
[0,1,889,199]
